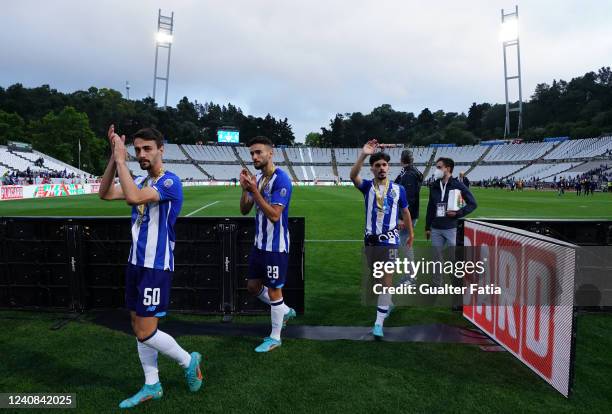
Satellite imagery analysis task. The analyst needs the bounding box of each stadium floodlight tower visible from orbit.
[152,9,174,108]
[501,5,523,139]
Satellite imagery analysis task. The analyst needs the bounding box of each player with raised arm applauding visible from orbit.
[350,139,414,339]
[239,136,296,352]
[99,125,203,409]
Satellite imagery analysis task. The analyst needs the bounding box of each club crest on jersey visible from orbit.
[163,178,173,188]
[389,188,397,198]
[280,188,287,197]
[265,184,272,193]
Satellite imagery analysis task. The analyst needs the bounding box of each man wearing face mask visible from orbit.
[425,157,477,247]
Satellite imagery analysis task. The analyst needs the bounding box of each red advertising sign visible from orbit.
[0,185,23,200]
[463,220,575,397]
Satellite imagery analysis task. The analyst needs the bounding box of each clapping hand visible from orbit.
[109,126,127,163]
[239,169,257,193]
[107,124,125,149]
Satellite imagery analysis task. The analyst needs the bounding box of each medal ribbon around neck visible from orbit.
[258,172,273,193]
[373,177,390,211]
[137,168,165,219]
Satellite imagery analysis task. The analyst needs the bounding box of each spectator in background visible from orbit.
[394,149,423,238]
[394,149,423,287]
[458,171,470,188]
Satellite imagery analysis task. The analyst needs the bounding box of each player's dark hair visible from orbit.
[248,136,274,147]
[400,149,413,165]
[132,128,164,148]
[436,157,454,173]
[369,152,390,166]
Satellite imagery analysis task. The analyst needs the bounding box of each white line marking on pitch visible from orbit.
[186,201,220,217]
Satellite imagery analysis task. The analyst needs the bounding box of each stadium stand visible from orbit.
[509,163,575,181]
[569,160,610,173]
[182,145,239,162]
[234,146,252,163]
[2,137,611,187]
[293,165,335,181]
[285,147,333,163]
[202,164,243,180]
[411,147,435,163]
[334,148,361,163]
[435,145,488,163]
[0,147,41,172]
[466,164,525,181]
[161,144,188,161]
[544,136,612,160]
[552,161,611,180]
[0,145,88,176]
[483,142,555,162]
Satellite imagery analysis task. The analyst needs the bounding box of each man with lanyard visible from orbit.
[350,139,414,339]
[425,157,477,248]
[99,125,203,409]
[239,136,296,352]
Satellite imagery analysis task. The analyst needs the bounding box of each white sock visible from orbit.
[375,306,389,326]
[137,340,159,385]
[278,301,290,314]
[256,286,271,305]
[141,329,191,369]
[376,293,392,326]
[270,298,285,341]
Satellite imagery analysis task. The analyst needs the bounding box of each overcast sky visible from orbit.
[2,0,611,141]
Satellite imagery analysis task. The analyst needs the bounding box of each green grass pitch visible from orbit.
[1,186,611,413]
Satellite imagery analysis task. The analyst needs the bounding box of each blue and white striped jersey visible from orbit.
[358,179,408,245]
[128,171,183,271]
[252,168,292,253]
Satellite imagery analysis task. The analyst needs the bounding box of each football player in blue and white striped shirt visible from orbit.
[350,139,414,339]
[239,136,296,353]
[99,125,203,408]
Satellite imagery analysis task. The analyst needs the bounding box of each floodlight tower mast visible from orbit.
[501,5,523,138]
[152,9,174,108]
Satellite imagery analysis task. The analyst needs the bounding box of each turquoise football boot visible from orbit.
[184,352,204,392]
[255,337,282,353]
[119,382,163,409]
[283,308,297,327]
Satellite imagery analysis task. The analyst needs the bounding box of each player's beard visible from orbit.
[377,171,387,180]
[139,159,151,170]
[253,159,268,171]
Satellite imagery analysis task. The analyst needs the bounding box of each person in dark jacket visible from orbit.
[394,149,423,245]
[425,157,477,247]
[458,171,470,188]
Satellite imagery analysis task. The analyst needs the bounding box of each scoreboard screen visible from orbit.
[217,130,239,143]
